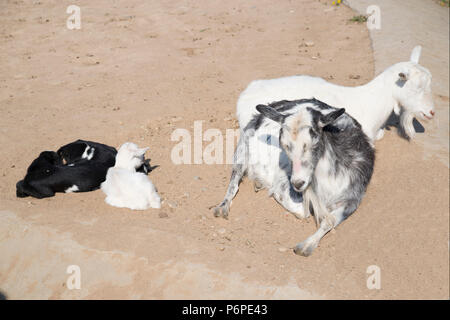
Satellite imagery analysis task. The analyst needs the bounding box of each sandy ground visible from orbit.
[0,0,448,299]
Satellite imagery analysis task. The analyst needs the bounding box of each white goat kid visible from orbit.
[237,46,434,141]
[101,142,161,210]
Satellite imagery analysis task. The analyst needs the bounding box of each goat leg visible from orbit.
[213,164,244,219]
[294,207,341,257]
[213,136,248,219]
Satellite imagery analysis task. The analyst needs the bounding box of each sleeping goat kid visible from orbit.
[257,102,375,256]
[101,142,161,210]
[16,151,113,198]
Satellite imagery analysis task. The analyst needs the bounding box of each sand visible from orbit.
[0,0,448,299]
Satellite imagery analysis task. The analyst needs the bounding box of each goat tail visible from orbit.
[400,111,415,140]
[303,187,325,228]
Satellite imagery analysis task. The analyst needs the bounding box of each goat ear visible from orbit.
[132,147,148,157]
[319,108,346,128]
[410,45,422,64]
[256,104,286,124]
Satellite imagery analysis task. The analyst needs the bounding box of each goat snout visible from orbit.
[292,180,305,192]
[422,109,435,120]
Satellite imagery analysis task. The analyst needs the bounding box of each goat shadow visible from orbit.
[384,111,424,140]
[0,290,7,300]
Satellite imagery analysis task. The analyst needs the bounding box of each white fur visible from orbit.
[237,46,434,141]
[81,145,95,160]
[101,142,161,210]
[65,185,79,193]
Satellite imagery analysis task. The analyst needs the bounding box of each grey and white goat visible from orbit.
[214,99,374,255]
[256,100,375,256]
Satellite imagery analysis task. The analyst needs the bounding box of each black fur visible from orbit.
[57,139,116,165]
[16,150,112,198]
[57,139,154,174]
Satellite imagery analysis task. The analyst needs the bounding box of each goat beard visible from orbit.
[303,187,326,228]
[303,187,338,231]
[400,111,415,140]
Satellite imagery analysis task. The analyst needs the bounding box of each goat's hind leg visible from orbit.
[213,136,248,219]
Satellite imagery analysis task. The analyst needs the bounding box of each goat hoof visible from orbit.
[293,241,317,257]
[253,181,264,193]
[213,203,229,219]
[213,206,221,217]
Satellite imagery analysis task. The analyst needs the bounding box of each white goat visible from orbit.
[237,46,434,141]
[101,142,161,210]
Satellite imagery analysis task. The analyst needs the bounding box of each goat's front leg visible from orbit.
[294,206,346,257]
[213,136,248,219]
